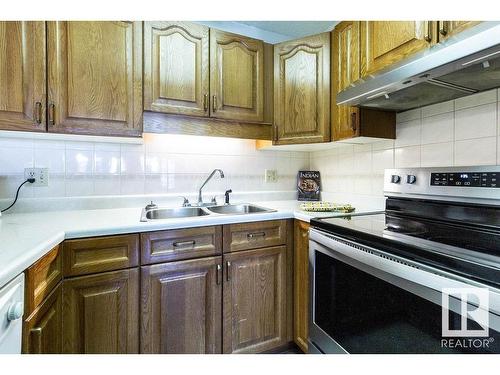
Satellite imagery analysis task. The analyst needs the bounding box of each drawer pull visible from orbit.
[226,261,231,281]
[247,232,266,239]
[216,264,222,285]
[172,240,196,248]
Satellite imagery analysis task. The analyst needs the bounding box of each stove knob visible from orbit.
[391,175,401,184]
[406,175,417,184]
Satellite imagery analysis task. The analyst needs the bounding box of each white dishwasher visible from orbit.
[0,273,24,354]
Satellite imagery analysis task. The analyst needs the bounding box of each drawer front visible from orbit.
[63,234,139,277]
[141,226,222,265]
[25,244,62,315]
[223,220,287,253]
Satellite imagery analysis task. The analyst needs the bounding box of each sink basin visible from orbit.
[141,207,209,221]
[207,204,276,215]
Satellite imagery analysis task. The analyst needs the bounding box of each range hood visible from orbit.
[337,22,500,112]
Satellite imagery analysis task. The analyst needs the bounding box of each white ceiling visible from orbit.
[196,21,338,44]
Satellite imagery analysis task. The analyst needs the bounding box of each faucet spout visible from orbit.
[198,169,224,205]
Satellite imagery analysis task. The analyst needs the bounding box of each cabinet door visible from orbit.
[210,29,264,122]
[360,21,436,77]
[62,268,139,353]
[23,284,62,354]
[223,246,287,353]
[438,21,480,41]
[274,33,330,145]
[47,21,142,137]
[0,21,46,132]
[144,22,209,117]
[141,256,222,354]
[332,21,361,141]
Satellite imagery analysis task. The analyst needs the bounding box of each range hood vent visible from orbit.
[337,22,500,112]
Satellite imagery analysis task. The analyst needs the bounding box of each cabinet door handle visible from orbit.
[247,232,266,239]
[48,103,56,126]
[439,21,449,36]
[203,94,208,112]
[216,264,222,285]
[34,102,42,124]
[212,95,217,112]
[172,240,196,248]
[226,261,231,282]
[350,112,357,132]
[424,21,433,42]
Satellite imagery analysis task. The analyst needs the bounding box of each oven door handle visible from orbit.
[309,229,500,320]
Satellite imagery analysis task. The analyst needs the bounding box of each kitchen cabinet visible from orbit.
[223,246,288,353]
[293,220,309,353]
[0,21,46,132]
[360,21,436,77]
[437,21,480,41]
[332,21,360,141]
[332,22,397,141]
[62,269,139,353]
[210,29,264,122]
[274,33,331,145]
[23,284,63,354]
[223,220,287,253]
[47,21,143,137]
[140,256,222,353]
[141,226,222,265]
[144,21,210,117]
[62,234,139,277]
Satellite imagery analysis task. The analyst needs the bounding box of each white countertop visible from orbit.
[0,200,377,288]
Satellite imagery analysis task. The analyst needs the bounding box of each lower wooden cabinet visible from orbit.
[223,246,288,353]
[23,283,63,354]
[293,220,310,353]
[62,268,139,353]
[140,256,222,354]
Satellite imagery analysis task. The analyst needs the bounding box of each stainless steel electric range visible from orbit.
[308,166,500,354]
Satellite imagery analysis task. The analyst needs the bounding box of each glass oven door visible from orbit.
[308,230,500,354]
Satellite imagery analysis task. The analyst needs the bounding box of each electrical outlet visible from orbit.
[265,169,278,183]
[24,168,49,187]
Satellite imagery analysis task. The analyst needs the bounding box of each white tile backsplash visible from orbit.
[310,90,500,206]
[421,112,454,144]
[421,142,454,167]
[0,133,308,199]
[454,103,497,140]
[454,137,497,166]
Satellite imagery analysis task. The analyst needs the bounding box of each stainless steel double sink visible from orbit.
[140,203,276,222]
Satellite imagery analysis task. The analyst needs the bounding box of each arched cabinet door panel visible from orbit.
[273,32,330,145]
[210,29,264,122]
[144,21,209,117]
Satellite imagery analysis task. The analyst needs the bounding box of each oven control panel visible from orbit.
[430,172,498,188]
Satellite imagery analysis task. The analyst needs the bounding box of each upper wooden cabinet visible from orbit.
[332,22,396,141]
[0,21,46,132]
[274,33,331,145]
[47,21,143,137]
[332,21,361,141]
[144,21,210,117]
[210,29,264,122]
[437,21,480,41]
[360,21,436,77]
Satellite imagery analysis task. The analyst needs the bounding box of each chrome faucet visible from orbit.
[197,169,224,206]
